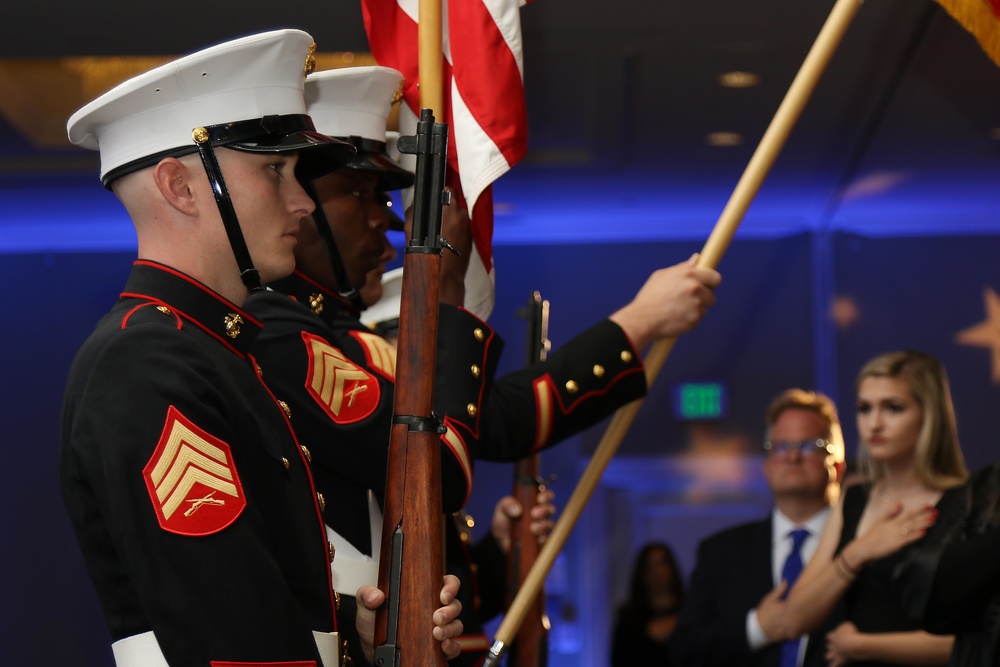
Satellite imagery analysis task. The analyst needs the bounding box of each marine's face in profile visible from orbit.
[311,169,393,290]
[219,148,315,284]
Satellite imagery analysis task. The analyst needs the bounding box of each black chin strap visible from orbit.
[302,180,364,310]
[193,130,263,293]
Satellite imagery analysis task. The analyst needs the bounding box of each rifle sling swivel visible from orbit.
[392,414,447,434]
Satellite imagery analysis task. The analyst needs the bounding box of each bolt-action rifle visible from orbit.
[506,292,551,667]
[374,108,450,667]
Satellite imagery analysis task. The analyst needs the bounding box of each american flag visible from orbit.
[361,0,531,320]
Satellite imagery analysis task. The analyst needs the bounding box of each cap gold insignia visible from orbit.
[391,79,405,105]
[304,42,317,76]
[224,312,244,338]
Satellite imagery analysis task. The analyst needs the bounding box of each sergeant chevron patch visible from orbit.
[143,406,246,536]
[349,329,397,382]
[303,331,380,424]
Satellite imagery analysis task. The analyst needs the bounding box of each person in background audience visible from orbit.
[669,389,846,667]
[612,541,685,667]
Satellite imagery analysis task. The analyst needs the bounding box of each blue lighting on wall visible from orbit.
[1,164,999,255]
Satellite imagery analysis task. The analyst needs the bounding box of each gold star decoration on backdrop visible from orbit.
[956,286,1000,383]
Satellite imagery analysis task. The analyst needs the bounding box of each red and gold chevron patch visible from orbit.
[532,376,556,453]
[303,331,380,424]
[441,419,473,505]
[143,406,246,536]
[349,329,397,381]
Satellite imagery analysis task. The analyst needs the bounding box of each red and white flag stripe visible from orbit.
[362,0,530,320]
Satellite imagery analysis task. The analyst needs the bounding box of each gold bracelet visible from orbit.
[839,551,860,576]
[833,554,857,581]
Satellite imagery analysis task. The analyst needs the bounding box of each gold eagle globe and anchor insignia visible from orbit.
[223,312,244,338]
[390,78,405,105]
[304,42,317,77]
[308,292,325,315]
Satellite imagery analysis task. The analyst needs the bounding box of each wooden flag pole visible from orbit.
[418,0,445,116]
[482,0,864,664]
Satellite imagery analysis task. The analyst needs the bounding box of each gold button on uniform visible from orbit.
[301,445,312,463]
[282,457,289,470]
[473,328,484,342]
[156,306,172,316]
[620,350,633,363]
[317,492,326,513]
[471,364,481,378]
[334,590,341,611]
[467,403,478,417]
[279,401,292,419]
[565,380,579,394]
[328,541,336,563]
[593,364,605,378]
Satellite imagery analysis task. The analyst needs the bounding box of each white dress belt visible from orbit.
[113,493,381,667]
[111,629,341,667]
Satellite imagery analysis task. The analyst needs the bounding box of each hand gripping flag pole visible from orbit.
[481,0,865,664]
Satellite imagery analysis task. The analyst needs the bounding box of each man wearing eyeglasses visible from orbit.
[669,389,846,667]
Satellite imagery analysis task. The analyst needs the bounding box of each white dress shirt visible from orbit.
[746,506,832,662]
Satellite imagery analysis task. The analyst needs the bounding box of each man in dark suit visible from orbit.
[669,389,846,667]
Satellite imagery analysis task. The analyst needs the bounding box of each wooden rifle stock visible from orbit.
[506,292,551,667]
[374,108,450,667]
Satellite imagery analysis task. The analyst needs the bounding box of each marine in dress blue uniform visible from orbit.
[60,30,356,667]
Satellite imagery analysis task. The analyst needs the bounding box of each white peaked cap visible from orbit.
[363,267,405,330]
[306,65,404,141]
[67,29,330,183]
[385,130,403,164]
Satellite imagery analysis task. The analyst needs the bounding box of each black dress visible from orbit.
[891,464,1000,667]
[836,483,966,667]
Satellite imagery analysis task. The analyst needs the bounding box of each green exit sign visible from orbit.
[674,382,727,420]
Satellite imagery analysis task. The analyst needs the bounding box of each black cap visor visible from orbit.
[101,113,356,187]
[223,115,356,181]
[346,150,415,192]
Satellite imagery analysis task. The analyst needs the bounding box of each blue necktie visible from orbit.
[779,528,810,667]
